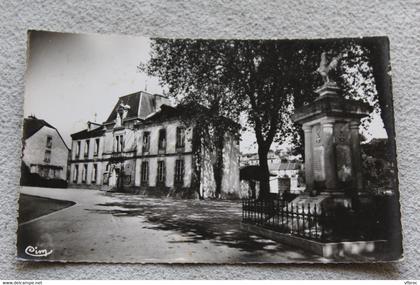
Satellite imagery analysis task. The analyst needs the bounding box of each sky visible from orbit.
[24,31,387,153]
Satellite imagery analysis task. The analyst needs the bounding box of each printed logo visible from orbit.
[24,245,53,257]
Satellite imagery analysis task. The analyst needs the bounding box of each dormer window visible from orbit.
[115,103,130,128]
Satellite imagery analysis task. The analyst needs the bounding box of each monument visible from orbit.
[291,52,372,208]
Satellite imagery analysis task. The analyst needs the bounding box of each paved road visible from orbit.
[18,186,328,263]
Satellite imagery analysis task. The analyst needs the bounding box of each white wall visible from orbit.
[134,119,194,188]
[22,126,68,180]
[221,133,241,198]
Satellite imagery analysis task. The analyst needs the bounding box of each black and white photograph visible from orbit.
[17,30,402,263]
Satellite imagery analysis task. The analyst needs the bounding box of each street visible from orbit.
[17,186,327,263]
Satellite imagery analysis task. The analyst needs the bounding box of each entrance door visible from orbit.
[109,168,117,187]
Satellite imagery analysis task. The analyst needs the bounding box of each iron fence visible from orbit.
[242,198,387,242]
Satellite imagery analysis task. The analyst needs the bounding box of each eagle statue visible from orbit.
[316,52,342,84]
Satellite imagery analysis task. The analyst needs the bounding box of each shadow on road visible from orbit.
[88,194,325,261]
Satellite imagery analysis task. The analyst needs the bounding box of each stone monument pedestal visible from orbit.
[291,82,372,209]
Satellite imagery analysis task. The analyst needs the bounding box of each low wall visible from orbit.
[240,222,387,259]
[68,183,102,190]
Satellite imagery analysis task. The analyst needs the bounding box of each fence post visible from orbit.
[242,199,244,221]
[245,199,247,222]
[297,204,300,236]
[307,203,311,239]
[291,203,294,234]
[280,199,284,229]
[314,204,318,239]
[253,199,256,223]
[321,205,325,242]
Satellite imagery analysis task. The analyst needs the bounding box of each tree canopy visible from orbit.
[142,37,392,199]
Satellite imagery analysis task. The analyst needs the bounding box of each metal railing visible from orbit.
[242,198,387,242]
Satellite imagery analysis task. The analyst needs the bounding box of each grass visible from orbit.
[18,194,75,224]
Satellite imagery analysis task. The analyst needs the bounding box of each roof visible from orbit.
[71,126,106,140]
[278,161,302,171]
[240,165,277,181]
[22,116,55,140]
[143,102,241,129]
[142,104,191,123]
[104,92,142,123]
[104,91,171,124]
[22,116,69,150]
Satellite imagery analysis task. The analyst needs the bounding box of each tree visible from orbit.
[141,39,241,198]
[143,38,387,200]
[224,39,379,199]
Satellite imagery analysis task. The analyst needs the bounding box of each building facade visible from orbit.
[21,116,69,186]
[269,160,305,194]
[68,91,241,199]
[240,150,278,167]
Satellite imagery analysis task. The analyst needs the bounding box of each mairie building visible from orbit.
[68,91,241,199]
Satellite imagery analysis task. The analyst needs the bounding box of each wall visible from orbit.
[1,0,419,279]
[22,126,68,180]
[135,120,194,191]
[221,133,241,198]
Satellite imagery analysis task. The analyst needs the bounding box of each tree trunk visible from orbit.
[213,131,224,198]
[257,148,270,200]
[191,126,203,199]
[365,39,394,160]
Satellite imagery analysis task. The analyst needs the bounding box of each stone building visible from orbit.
[68,91,241,199]
[240,150,278,167]
[21,116,69,186]
[269,160,305,194]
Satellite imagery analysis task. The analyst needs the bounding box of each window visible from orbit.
[84,140,90,157]
[82,164,87,183]
[175,159,184,185]
[46,135,52,148]
[157,161,165,183]
[73,165,79,183]
[94,138,100,156]
[103,164,109,185]
[158,129,166,151]
[115,135,124,152]
[176,127,185,148]
[44,149,51,163]
[141,161,149,184]
[92,164,97,183]
[119,135,124,152]
[76,141,81,157]
[142,132,150,153]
